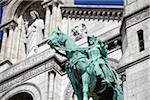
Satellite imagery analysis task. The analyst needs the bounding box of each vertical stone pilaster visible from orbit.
[51,3,58,31]
[17,16,26,62]
[42,1,52,39]
[43,0,63,35]
[49,11,53,35]
[48,71,55,100]
[45,6,51,38]
[13,16,23,62]
[61,17,68,34]
[42,0,63,37]
[16,28,21,61]
[123,81,127,100]
[5,24,15,60]
[0,29,7,61]
[11,26,18,62]
[56,5,62,29]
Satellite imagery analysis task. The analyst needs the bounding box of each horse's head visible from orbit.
[48,28,66,48]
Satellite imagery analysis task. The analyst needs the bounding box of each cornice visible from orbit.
[0,49,56,84]
[0,48,67,93]
[125,6,150,28]
[0,59,64,93]
[61,5,123,21]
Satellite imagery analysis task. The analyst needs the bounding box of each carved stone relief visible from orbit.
[0,83,41,100]
[71,23,88,41]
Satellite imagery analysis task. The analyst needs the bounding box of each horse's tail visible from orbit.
[113,84,124,100]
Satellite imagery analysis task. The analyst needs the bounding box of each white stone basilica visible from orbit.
[0,0,150,100]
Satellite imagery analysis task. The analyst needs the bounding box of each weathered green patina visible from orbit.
[48,28,124,100]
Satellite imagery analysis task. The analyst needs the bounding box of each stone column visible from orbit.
[45,7,51,38]
[13,15,24,62]
[61,17,68,34]
[11,26,18,61]
[49,10,53,35]
[47,0,63,34]
[51,2,58,32]
[17,16,26,61]
[48,71,55,100]
[5,24,15,60]
[0,28,7,60]
[43,0,52,38]
[56,5,62,29]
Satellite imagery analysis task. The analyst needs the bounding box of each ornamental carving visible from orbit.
[71,23,88,41]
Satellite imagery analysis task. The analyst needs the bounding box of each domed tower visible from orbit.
[120,0,150,100]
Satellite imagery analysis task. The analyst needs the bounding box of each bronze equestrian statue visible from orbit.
[48,28,124,100]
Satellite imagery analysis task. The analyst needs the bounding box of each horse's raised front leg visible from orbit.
[82,72,90,100]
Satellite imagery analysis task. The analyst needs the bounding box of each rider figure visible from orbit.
[87,36,113,83]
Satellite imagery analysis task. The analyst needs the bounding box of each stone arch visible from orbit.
[0,83,41,100]
[15,1,45,21]
[8,92,33,100]
[2,0,23,24]
[2,0,44,24]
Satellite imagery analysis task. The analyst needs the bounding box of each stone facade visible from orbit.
[120,0,150,100]
[0,0,149,100]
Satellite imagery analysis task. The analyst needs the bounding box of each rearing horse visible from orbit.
[48,28,124,100]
